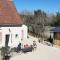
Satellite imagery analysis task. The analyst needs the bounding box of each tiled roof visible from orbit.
[50,26,60,32]
[0,0,22,26]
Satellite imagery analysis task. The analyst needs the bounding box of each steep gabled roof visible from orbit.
[0,0,22,26]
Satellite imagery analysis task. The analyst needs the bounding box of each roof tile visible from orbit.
[0,0,22,25]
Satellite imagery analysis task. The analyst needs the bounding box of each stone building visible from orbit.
[0,0,28,48]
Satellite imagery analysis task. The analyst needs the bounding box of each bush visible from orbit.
[47,35,53,44]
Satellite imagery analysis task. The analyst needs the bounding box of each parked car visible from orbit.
[22,44,33,53]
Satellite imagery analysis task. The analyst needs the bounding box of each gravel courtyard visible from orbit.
[10,35,60,60]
